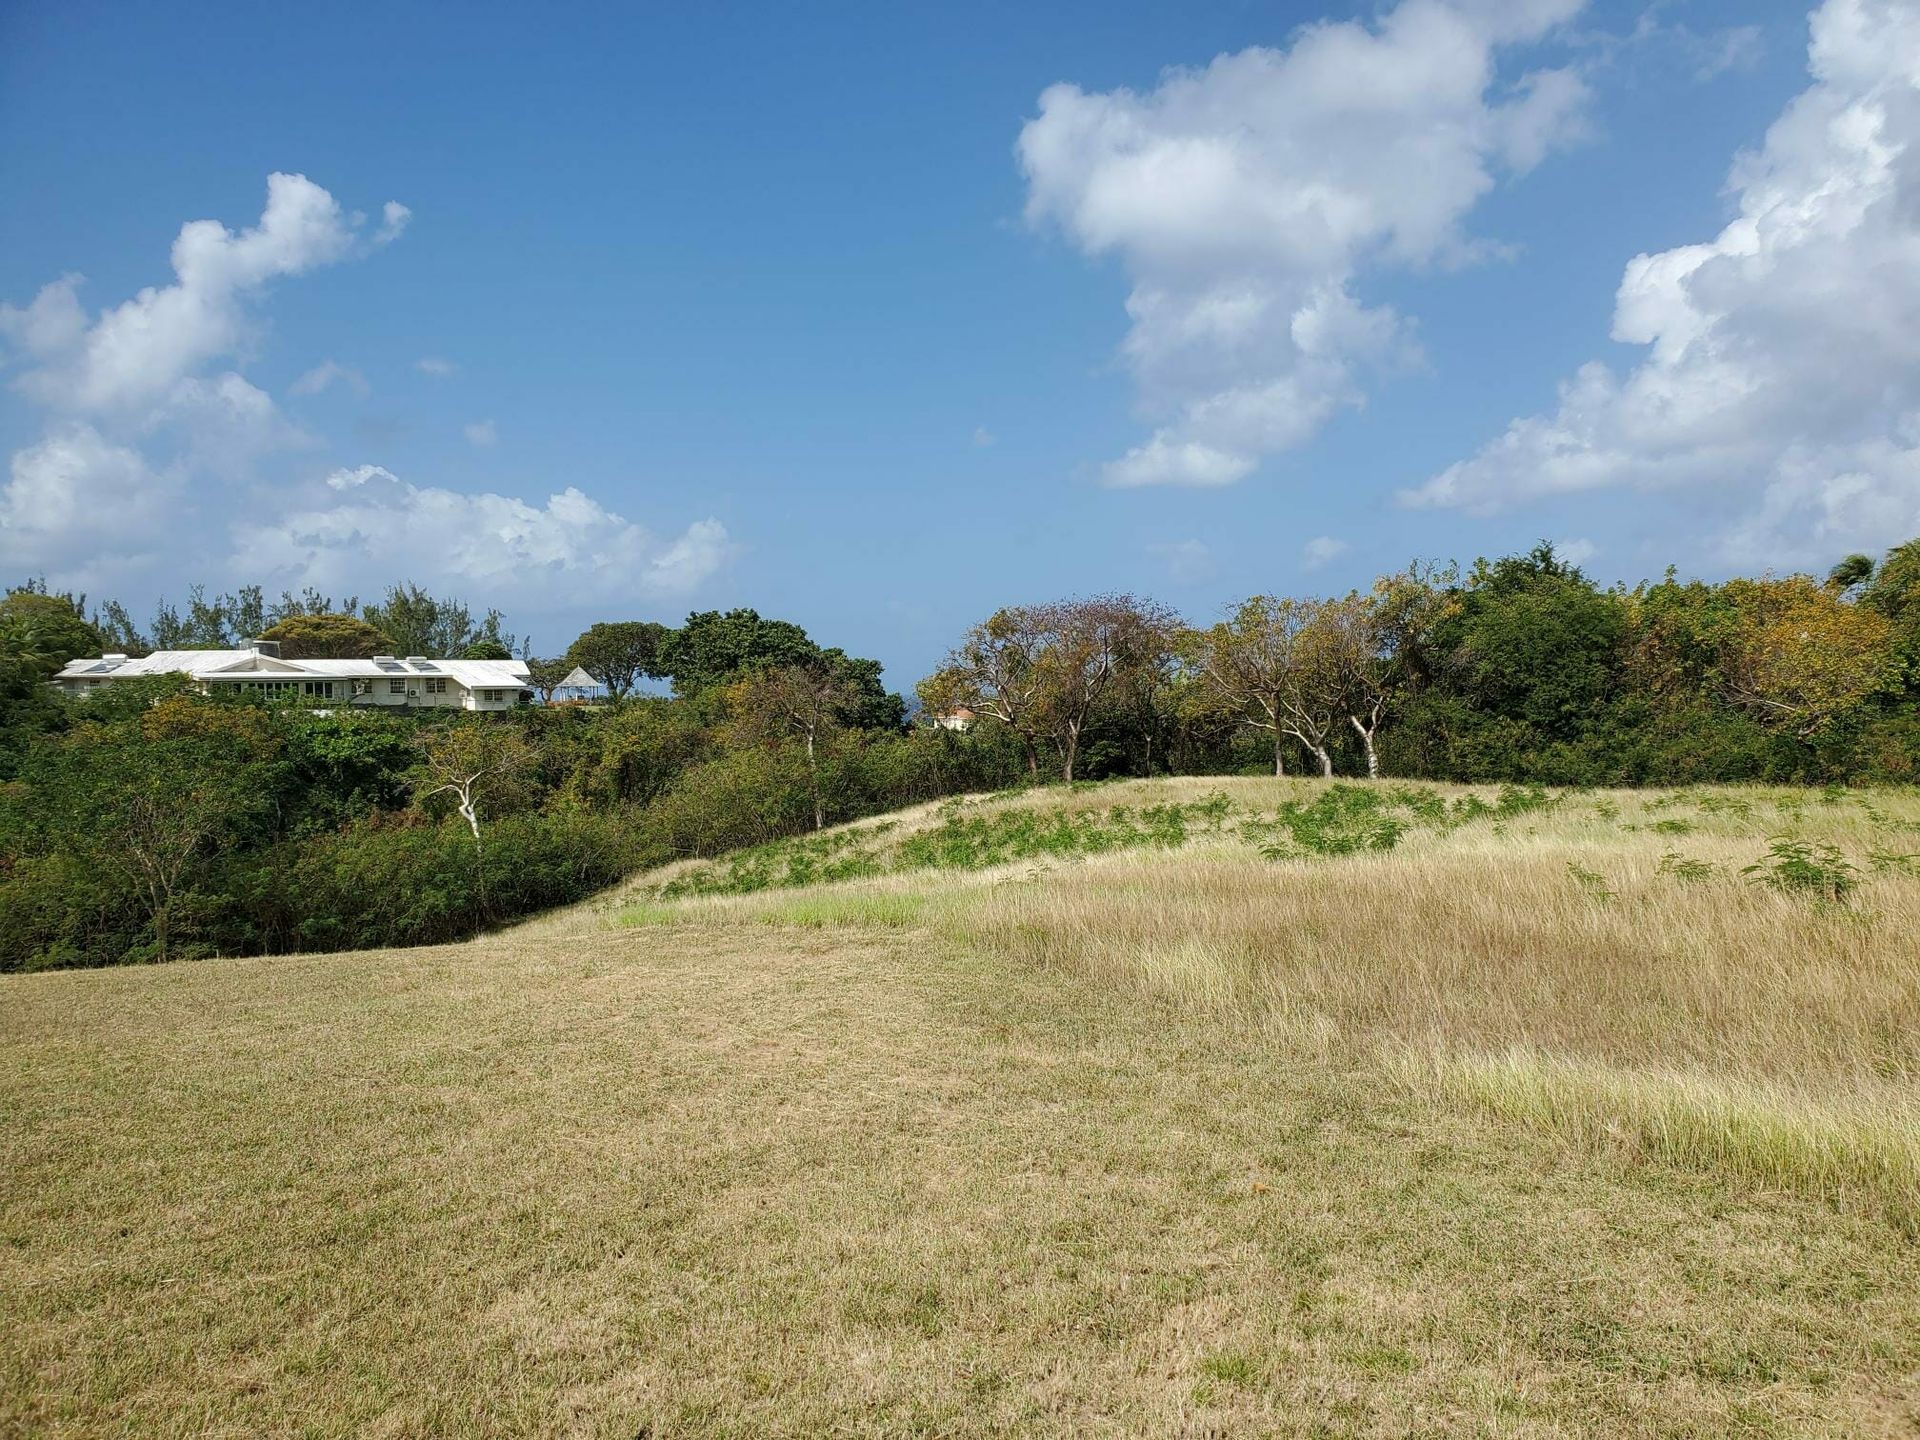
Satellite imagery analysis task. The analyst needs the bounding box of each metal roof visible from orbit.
[53,651,531,689]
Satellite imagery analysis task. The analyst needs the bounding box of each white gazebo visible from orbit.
[553,666,606,703]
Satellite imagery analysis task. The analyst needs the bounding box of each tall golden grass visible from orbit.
[934,782,1920,1215]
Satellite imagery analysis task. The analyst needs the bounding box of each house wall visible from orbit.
[463,688,524,712]
[356,679,462,708]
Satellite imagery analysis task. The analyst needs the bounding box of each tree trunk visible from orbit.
[1023,736,1040,780]
[458,792,482,851]
[1350,716,1380,779]
[1311,745,1334,779]
[1061,726,1078,783]
[154,899,169,965]
[806,729,823,830]
[1272,731,1286,778]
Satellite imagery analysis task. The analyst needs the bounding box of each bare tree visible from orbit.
[1030,595,1175,782]
[1326,566,1452,779]
[1193,595,1346,778]
[1328,592,1391,779]
[920,608,1049,779]
[1108,601,1185,774]
[1277,601,1345,779]
[929,596,1187,783]
[414,722,536,855]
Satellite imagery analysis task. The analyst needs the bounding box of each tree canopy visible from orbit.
[565,622,670,700]
[258,613,394,660]
[659,609,903,730]
[0,590,104,667]
[361,584,516,659]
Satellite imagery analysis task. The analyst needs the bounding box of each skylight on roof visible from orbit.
[86,658,126,673]
[375,659,406,672]
[410,660,440,672]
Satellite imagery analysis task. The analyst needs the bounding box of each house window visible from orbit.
[425,678,447,695]
[303,681,332,698]
[389,679,406,695]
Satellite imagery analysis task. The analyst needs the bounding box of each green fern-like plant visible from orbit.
[1742,837,1857,903]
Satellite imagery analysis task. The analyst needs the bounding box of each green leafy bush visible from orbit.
[1657,852,1718,883]
[1742,837,1859,903]
[274,812,640,951]
[1260,785,1409,858]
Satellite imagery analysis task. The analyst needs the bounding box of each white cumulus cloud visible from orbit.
[1555,536,1598,566]
[1019,0,1591,488]
[463,419,498,448]
[1150,538,1216,584]
[375,201,412,245]
[1302,535,1350,569]
[0,174,398,581]
[1,176,725,612]
[4,173,396,417]
[1407,0,1920,565]
[290,359,370,398]
[0,425,173,570]
[237,466,731,600]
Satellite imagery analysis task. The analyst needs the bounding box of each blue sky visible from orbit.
[3,0,1911,688]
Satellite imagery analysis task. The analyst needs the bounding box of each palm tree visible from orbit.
[0,618,60,677]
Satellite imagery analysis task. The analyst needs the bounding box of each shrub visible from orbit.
[1261,785,1408,858]
[1742,836,1859,904]
[1657,851,1718,883]
[277,811,641,951]
[1566,862,1616,902]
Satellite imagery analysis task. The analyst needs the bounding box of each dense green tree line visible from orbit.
[4,536,1917,970]
[925,539,1920,787]
[0,591,1022,970]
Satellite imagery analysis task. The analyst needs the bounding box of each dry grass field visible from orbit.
[4,777,1919,1437]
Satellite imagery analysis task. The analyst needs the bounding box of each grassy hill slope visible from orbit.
[4,777,1918,1437]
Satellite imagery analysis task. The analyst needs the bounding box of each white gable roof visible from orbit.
[54,651,530,688]
[201,653,311,674]
[557,666,602,689]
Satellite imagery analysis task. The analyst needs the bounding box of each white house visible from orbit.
[52,640,534,711]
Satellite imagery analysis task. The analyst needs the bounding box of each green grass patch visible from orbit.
[749,893,928,929]
[620,891,929,931]
[619,902,688,928]
[651,794,1238,900]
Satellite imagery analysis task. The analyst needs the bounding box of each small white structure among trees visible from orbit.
[552,666,607,703]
